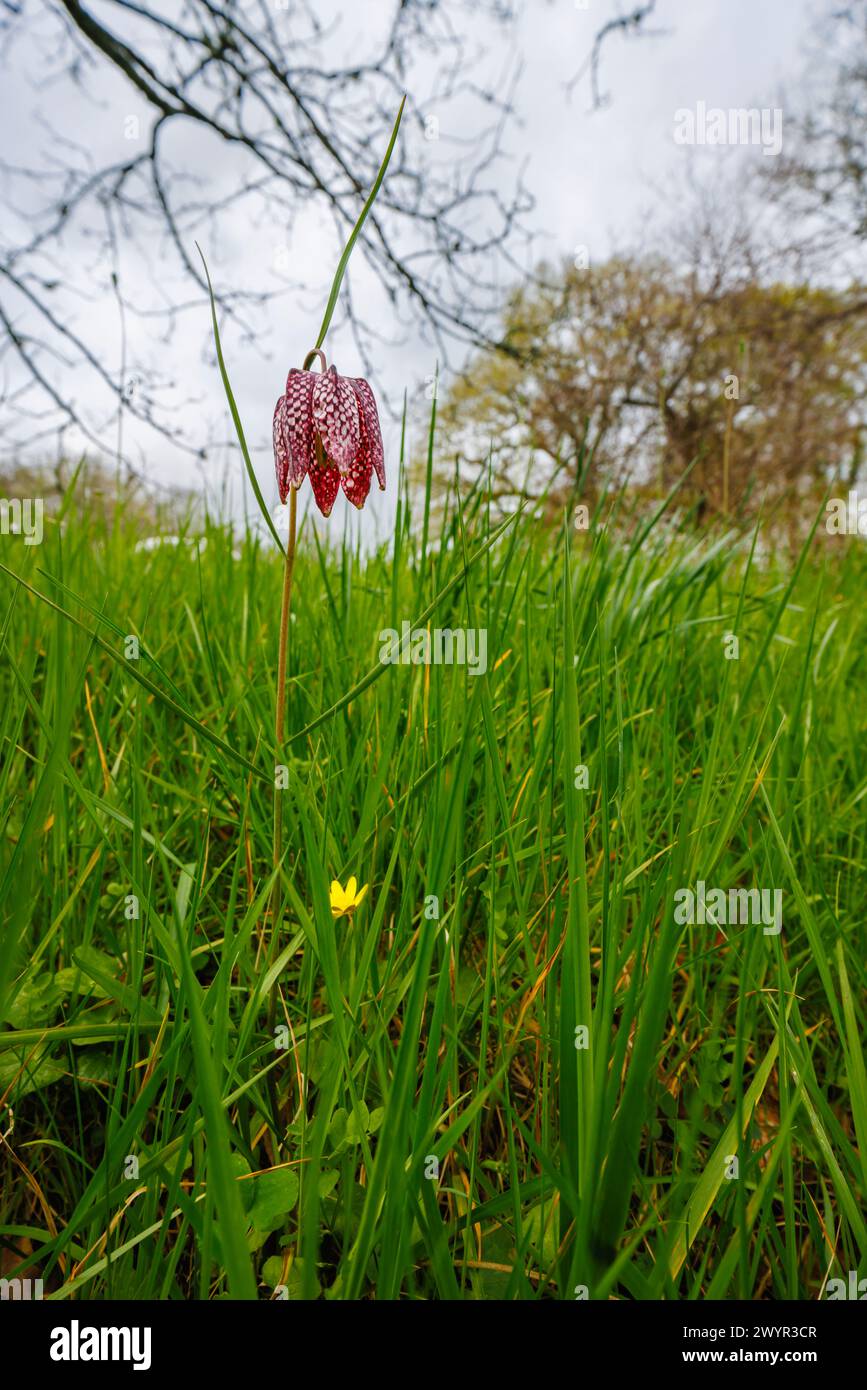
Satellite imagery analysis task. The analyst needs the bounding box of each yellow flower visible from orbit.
[329,876,368,919]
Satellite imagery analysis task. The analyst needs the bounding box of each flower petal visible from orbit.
[307,457,341,517]
[312,367,360,475]
[353,884,368,909]
[345,876,357,900]
[330,879,346,907]
[350,377,385,490]
[339,456,372,510]
[282,369,317,487]
[272,395,290,503]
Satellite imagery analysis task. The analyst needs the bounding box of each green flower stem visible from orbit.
[272,485,297,867]
[268,485,297,1070]
[270,347,322,944]
[267,344,321,1086]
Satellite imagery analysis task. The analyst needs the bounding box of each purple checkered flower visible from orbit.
[273,352,385,517]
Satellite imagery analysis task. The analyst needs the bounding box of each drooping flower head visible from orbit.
[273,350,385,517]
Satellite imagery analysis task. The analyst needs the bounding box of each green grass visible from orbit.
[0,455,865,1301]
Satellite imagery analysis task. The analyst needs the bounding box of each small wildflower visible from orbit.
[329,876,368,919]
[273,352,385,517]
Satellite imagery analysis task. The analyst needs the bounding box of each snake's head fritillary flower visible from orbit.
[273,352,385,517]
[329,876,368,920]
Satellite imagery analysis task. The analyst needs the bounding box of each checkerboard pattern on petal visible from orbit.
[273,359,386,516]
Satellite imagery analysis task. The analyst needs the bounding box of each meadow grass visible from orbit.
[0,455,865,1301]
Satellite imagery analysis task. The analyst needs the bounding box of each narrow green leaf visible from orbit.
[196,244,286,556]
[313,96,406,349]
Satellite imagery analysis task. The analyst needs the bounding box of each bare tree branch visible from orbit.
[0,0,662,469]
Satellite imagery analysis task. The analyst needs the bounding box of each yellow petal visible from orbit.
[345,876,357,900]
[353,884,368,909]
[330,879,346,906]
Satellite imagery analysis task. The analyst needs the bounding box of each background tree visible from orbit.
[438,254,867,515]
[437,5,867,519]
[0,0,660,468]
[761,1,867,276]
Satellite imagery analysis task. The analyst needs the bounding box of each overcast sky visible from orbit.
[1,0,825,540]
